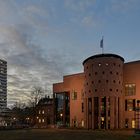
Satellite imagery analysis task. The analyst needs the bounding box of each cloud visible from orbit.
[64,0,97,28]
[0,0,97,107]
[0,0,60,106]
[81,16,96,27]
[65,0,96,13]
[106,0,140,15]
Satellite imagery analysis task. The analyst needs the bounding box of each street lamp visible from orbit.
[60,113,63,124]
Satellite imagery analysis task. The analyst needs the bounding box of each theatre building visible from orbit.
[53,53,140,129]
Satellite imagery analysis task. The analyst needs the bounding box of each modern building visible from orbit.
[53,73,84,127]
[0,59,7,112]
[53,53,140,129]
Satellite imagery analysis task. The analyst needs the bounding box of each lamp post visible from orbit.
[60,113,63,124]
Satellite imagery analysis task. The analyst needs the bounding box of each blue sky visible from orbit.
[0,0,140,106]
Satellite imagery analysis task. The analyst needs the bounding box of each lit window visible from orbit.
[81,120,84,127]
[106,63,109,66]
[98,63,101,66]
[42,110,44,114]
[125,84,136,96]
[72,90,77,100]
[42,119,45,123]
[39,119,41,123]
[132,120,135,128]
[125,99,135,111]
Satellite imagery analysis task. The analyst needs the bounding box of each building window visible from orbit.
[82,103,84,112]
[108,120,110,129]
[102,71,105,74]
[125,84,136,96]
[42,119,45,123]
[95,72,98,75]
[42,110,45,114]
[89,73,91,76]
[72,91,77,100]
[98,63,101,67]
[125,119,129,128]
[125,99,135,111]
[39,110,41,114]
[106,63,109,66]
[81,89,84,99]
[132,120,135,128]
[81,120,84,127]
[39,119,41,123]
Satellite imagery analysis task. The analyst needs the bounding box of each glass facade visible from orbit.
[54,92,70,126]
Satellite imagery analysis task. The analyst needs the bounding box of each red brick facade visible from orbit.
[53,54,140,129]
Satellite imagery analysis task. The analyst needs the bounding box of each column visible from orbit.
[110,97,115,129]
[92,97,94,129]
[98,97,101,129]
[106,96,108,129]
[115,97,118,128]
[119,96,124,128]
[85,98,88,129]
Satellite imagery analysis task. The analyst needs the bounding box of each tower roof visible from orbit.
[83,53,124,65]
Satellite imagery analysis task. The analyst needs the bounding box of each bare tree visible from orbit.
[29,86,44,107]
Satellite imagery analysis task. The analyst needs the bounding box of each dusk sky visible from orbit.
[0,0,140,106]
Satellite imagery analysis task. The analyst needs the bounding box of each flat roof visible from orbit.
[0,59,7,63]
[125,60,140,65]
[83,53,124,65]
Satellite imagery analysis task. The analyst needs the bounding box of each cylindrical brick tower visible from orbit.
[83,54,124,129]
